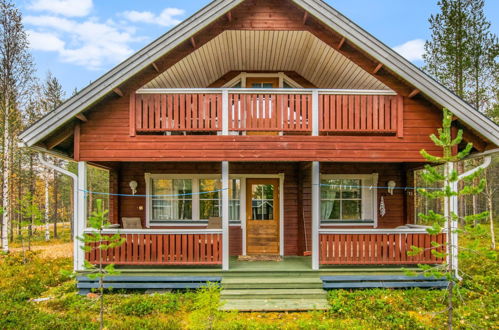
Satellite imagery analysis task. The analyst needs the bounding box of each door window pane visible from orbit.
[251,184,274,220]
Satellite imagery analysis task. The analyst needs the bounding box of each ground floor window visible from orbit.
[320,174,378,225]
[147,175,240,224]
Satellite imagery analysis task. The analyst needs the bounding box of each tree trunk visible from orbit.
[44,174,50,241]
[53,169,58,238]
[485,178,496,250]
[2,101,10,253]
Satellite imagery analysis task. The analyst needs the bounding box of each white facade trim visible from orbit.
[311,161,320,270]
[221,161,230,270]
[76,161,87,271]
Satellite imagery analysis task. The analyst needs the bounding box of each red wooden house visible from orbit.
[21,0,498,284]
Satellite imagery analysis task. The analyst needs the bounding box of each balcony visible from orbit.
[130,89,404,137]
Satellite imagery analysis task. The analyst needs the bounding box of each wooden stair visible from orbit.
[220,274,329,311]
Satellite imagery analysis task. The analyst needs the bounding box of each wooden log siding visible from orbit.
[85,231,222,265]
[319,94,401,134]
[319,231,446,265]
[135,93,222,132]
[229,93,312,131]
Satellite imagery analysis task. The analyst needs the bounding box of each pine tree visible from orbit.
[466,0,498,112]
[411,108,490,329]
[40,72,65,239]
[423,0,472,98]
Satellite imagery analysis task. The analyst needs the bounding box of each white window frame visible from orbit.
[320,174,379,227]
[222,72,303,89]
[145,174,240,226]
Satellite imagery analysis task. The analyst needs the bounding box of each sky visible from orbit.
[15,0,499,96]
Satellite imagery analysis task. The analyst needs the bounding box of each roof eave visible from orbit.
[19,0,244,147]
[292,0,499,146]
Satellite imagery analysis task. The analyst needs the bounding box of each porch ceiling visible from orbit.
[143,30,390,90]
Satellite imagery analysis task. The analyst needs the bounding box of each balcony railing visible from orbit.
[84,229,223,266]
[130,89,403,136]
[319,228,446,265]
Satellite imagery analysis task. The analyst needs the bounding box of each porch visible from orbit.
[79,160,446,271]
[84,228,446,268]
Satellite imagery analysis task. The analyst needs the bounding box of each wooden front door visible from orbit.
[246,178,280,255]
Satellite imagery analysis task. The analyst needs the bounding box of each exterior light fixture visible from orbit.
[129,180,138,195]
[387,180,396,195]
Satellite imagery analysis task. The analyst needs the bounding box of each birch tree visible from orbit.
[0,0,34,252]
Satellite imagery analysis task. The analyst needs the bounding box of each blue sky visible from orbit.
[17,0,499,95]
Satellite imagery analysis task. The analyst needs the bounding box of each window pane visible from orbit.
[321,179,341,199]
[173,179,192,197]
[229,200,240,221]
[342,200,361,220]
[342,179,361,199]
[230,179,240,199]
[321,200,340,220]
[152,179,173,195]
[252,200,274,220]
[200,179,220,199]
[200,200,220,219]
[152,200,192,220]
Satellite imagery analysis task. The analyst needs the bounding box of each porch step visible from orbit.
[220,298,330,312]
[222,276,323,289]
[221,288,326,299]
[220,273,329,311]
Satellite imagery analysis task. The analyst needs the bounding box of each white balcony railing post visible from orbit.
[312,90,319,136]
[222,90,229,135]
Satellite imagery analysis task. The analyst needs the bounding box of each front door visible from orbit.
[246,178,280,255]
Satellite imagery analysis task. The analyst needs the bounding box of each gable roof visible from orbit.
[19,0,499,148]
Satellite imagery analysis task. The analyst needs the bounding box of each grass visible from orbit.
[0,226,497,329]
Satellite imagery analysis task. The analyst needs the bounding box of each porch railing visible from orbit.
[132,89,402,136]
[84,229,223,266]
[319,229,446,265]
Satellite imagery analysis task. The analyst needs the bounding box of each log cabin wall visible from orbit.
[77,95,443,162]
[299,162,414,256]
[108,161,415,257]
[114,162,300,256]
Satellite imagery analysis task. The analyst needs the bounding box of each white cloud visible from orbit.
[393,39,425,62]
[25,15,137,69]
[28,0,93,17]
[27,30,65,51]
[121,8,184,27]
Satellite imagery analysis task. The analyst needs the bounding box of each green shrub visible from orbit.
[115,293,179,316]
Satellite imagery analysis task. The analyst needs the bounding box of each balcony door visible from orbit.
[246,178,280,255]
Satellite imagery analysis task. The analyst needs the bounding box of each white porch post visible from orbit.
[311,161,320,270]
[222,161,230,270]
[76,161,87,271]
